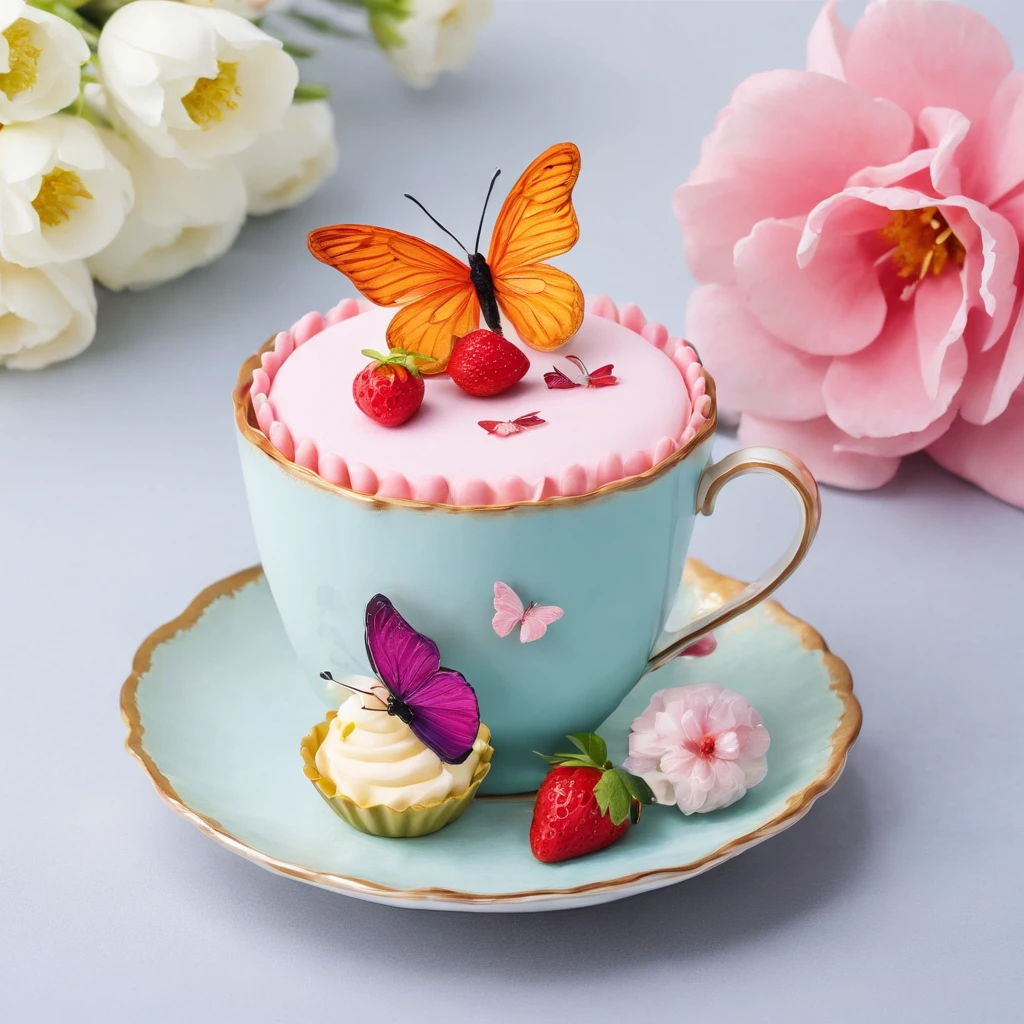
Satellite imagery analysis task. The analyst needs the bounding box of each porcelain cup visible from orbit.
[235,362,820,793]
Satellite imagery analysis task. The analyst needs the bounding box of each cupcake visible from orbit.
[301,690,493,838]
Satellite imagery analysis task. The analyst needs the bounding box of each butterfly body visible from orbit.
[467,252,503,336]
[308,143,584,372]
[385,693,415,725]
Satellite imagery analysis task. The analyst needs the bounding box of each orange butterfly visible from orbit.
[307,142,584,374]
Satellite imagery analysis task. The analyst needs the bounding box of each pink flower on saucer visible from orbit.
[625,684,769,814]
[676,0,1024,508]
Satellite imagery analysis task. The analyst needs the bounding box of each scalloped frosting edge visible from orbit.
[248,296,712,507]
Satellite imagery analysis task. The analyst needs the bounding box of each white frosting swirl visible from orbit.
[314,690,484,810]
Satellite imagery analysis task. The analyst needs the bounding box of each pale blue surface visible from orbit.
[135,569,847,898]
[239,429,714,792]
[3,0,1022,1019]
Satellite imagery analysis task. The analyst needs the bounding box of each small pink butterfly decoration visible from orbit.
[478,412,546,437]
[492,581,564,643]
[544,355,619,390]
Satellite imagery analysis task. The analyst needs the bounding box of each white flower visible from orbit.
[0,258,96,370]
[0,0,90,123]
[97,0,298,167]
[182,0,286,17]
[0,115,133,268]
[235,99,336,215]
[373,0,492,89]
[88,130,247,290]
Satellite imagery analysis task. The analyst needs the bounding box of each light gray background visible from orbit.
[3,1,1022,1020]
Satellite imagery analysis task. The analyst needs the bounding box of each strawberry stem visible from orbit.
[362,348,432,377]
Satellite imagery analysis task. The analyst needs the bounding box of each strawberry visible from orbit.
[352,349,429,427]
[530,733,654,864]
[447,329,530,397]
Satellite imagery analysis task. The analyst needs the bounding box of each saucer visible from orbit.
[121,560,860,913]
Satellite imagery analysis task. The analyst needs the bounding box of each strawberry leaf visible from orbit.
[593,770,632,826]
[566,733,607,767]
[613,767,655,806]
[535,753,597,769]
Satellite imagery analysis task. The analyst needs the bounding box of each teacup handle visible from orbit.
[644,446,821,676]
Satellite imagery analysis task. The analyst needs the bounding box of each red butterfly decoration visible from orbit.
[478,412,546,437]
[543,355,619,390]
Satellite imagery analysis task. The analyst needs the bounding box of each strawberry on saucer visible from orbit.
[530,733,653,863]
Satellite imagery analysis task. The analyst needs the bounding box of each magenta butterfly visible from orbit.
[492,581,564,643]
[543,355,619,390]
[321,595,480,764]
[478,411,546,437]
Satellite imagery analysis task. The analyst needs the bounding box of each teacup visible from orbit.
[234,357,820,793]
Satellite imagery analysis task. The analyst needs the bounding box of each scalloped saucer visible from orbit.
[121,560,860,913]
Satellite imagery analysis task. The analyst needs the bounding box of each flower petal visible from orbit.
[735,217,885,356]
[806,0,849,80]
[843,0,1013,126]
[742,724,771,760]
[686,284,829,420]
[964,73,1024,206]
[823,300,966,437]
[928,390,1024,508]
[738,414,901,490]
[833,404,959,458]
[958,287,1024,425]
[674,69,913,283]
[914,270,969,399]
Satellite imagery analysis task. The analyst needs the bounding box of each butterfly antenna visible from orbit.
[320,671,376,698]
[404,194,469,256]
[473,168,501,255]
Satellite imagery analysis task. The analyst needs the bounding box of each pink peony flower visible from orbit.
[676,0,1024,507]
[625,684,770,814]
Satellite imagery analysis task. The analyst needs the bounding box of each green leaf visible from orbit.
[613,767,655,806]
[286,10,366,40]
[282,39,317,59]
[294,82,331,102]
[593,771,631,826]
[367,10,406,50]
[566,733,607,767]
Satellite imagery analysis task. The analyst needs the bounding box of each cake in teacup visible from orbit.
[235,143,820,793]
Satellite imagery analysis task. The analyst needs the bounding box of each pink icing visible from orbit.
[248,296,710,505]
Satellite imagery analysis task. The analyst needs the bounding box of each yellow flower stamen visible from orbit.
[880,206,966,282]
[0,20,41,100]
[182,61,242,129]
[33,168,93,228]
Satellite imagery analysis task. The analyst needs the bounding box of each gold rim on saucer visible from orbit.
[120,560,861,907]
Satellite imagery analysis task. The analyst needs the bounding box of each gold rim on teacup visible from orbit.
[233,336,720,515]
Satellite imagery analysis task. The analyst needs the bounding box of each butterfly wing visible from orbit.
[364,594,441,700]
[487,143,585,352]
[403,668,481,764]
[543,368,577,390]
[386,283,480,372]
[518,604,564,644]
[307,226,478,372]
[588,363,619,388]
[492,581,525,638]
